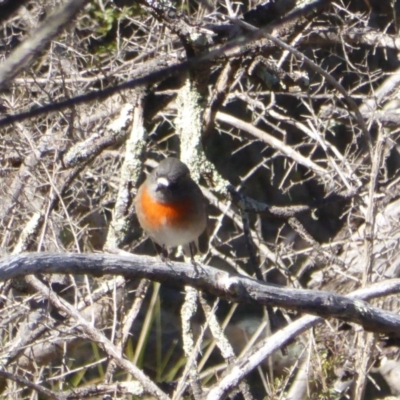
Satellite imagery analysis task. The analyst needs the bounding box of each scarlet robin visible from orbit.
[135,157,207,260]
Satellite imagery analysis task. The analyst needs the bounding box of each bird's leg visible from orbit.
[161,246,170,263]
[189,242,196,264]
[152,241,171,264]
[189,241,199,274]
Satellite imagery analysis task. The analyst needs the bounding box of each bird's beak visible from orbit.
[156,177,170,191]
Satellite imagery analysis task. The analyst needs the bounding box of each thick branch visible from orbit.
[2,252,400,337]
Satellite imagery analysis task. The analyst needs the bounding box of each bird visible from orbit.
[135,157,207,262]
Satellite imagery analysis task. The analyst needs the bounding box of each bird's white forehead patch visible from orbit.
[157,177,170,187]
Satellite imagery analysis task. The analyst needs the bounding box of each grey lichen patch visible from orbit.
[296,0,316,8]
[106,101,147,249]
[118,381,144,396]
[64,104,134,168]
[119,138,146,191]
[189,32,209,47]
[176,79,229,196]
[63,133,101,167]
[176,79,204,180]
[321,295,335,306]
[217,274,241,295]
[181,286,198,355]
[354,300,370,315]
[13,212,43,254]
[106,213,132,249]
[107,104,134,133]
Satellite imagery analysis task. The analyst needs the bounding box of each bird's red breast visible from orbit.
[138,183,193,230]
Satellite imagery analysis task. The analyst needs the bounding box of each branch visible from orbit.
[229,17,373,156]
[2,252,400,337]
[0,0,331,127]
[24,274,170,400]
[216,111,327,176]
[0,369,61,400]
[0,0,90,89]
[207,279,400,399]
[105,94,146,248]
[305,27,400,51]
